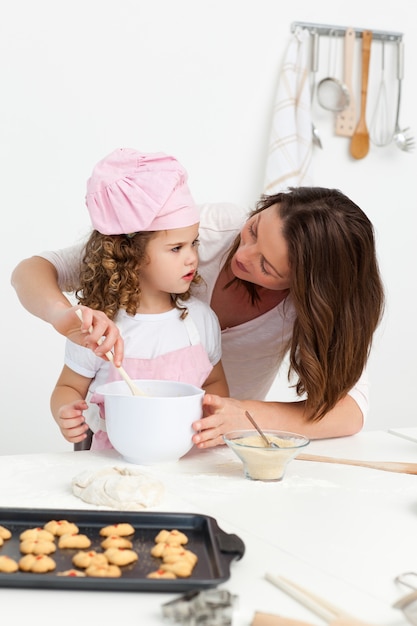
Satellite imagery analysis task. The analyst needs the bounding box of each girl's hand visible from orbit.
[55,400,90,444]
[54,305,125,366]
[192,394,245,448]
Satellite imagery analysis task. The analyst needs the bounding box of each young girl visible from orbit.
[50,148,229,449]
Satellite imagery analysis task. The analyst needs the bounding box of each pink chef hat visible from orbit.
[85,148,199,235]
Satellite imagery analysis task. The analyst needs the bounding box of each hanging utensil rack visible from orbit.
[291,21,403,42]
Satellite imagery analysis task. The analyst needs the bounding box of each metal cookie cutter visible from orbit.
[162,588,238,625]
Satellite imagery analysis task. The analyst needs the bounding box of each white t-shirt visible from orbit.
[65,299,222,388]
[40,202,369,416]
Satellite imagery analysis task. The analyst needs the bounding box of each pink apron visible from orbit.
[89,314,212,450]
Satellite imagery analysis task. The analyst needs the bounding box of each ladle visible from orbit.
[244,411,280,448]
[317,30,350,113]
[75,309,146,397]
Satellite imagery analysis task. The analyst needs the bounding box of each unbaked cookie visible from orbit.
[19,554,56,573]
[20,539,56,555]
[160,560,194,578]
[72,550,108,569]
[104,547,138,566]
[154,529,188,545]
[57,569,86,577]
[20,527,54,542]
[0,555,19,573]
[85,563,122,578]
[0,525,12,540]
[100,535,133,549]
[162,548,198,567]
[44,520,79,536]
[147,568,176,579]
[99,523,135,537]
[58,533,91,549]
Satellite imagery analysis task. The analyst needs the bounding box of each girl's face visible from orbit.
[231,205,291,291]
[139,223,200,296]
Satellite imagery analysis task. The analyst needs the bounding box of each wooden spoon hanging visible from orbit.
[350,30,372,159]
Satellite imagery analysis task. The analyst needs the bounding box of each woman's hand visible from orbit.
[55,400,90,444]
[192,393,365,447]
[54,305,125,366]
[192,394,246,448]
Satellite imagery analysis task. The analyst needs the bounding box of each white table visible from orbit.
[1,430,417,625]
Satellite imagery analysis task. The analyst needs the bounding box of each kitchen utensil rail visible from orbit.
[291,21,403,42]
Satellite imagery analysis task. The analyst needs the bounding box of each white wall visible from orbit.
[2,0,416,454]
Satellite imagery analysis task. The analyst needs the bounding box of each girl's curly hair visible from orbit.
[76,230,201,320]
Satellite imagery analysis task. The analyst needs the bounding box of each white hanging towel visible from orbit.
[263,27,314,194]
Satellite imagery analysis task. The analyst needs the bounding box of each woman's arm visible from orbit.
[11,256,125,364]
[192,393,363,448]
[11,256,71,324]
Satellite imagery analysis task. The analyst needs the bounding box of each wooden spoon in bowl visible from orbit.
[75,309,146,396]
[350,30,372,159]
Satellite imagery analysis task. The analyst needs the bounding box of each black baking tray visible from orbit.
[0,507,244,592]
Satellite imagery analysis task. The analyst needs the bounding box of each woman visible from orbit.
[11,186,385,447]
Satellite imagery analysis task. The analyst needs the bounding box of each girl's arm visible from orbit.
[192,393,363,448]
[202,361,229,397]
[50,365,93,445]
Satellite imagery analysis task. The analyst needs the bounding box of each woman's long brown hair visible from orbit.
[225,187,385,420]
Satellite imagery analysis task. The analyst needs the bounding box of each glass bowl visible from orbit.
[223,429,310,481]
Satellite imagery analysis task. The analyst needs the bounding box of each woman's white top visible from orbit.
[40,202,369,416]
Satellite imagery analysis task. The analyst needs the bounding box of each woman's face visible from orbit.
[230,205,291,291]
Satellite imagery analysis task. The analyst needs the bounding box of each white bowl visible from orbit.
[95,379,204,464]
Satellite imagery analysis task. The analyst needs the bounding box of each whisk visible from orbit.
[370,40,391,147]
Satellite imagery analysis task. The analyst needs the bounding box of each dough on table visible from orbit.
[72,466,164,510]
